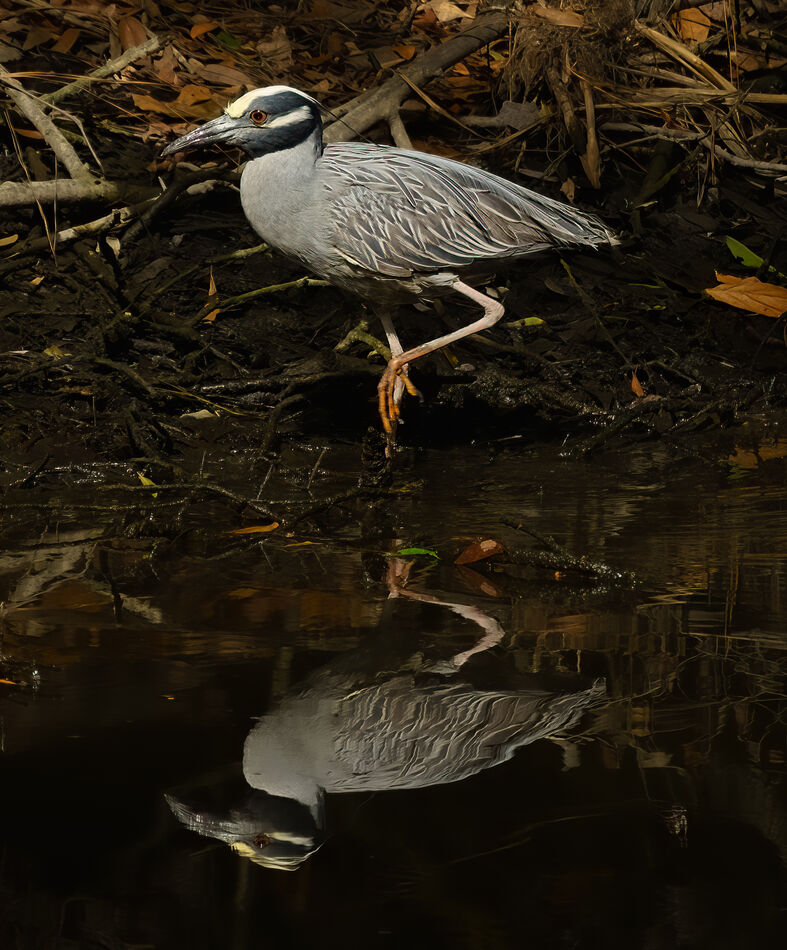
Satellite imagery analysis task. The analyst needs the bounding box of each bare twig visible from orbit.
[387,110,413,149]
[602,121,787,176]
[45,35,164,105]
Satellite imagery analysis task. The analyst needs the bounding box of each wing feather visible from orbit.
[318,143,614,278]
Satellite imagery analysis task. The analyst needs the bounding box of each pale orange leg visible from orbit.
[377,281,505,436]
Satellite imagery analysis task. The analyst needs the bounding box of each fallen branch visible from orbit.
[0,177,157,208]
[44,35,164,105]
[323,12,508,143]
[0,63,90,180]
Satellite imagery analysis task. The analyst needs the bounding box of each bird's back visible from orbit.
[318,142,615,282]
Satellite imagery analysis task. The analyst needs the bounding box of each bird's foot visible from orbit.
[378,358,421,436]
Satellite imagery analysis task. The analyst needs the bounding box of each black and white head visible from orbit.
[161,86,323,159]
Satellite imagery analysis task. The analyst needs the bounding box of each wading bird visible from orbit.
[162,86,616,437]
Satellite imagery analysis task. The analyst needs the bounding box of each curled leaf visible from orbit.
[706,272,787,319]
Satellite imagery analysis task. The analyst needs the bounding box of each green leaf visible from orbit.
[215,30,240,49]
[387,546,439,559]
[726,236,764,269]
[138,472,159,498]
[725,237,785,278]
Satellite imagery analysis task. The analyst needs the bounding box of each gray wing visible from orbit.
[319,143,615,278]
[327,676,604,792]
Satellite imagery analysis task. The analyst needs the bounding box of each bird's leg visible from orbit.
[378,280,505,435]
[376,309,421,452]
[377,310,415,408]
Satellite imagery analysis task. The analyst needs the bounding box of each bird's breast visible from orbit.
[239,151,328,267]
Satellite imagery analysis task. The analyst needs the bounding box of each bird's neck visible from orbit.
[239,128,323,252]
[247,126,321,179]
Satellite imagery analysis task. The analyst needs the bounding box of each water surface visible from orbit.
[1,427,785,948]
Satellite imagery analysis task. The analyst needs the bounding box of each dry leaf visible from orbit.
[207,267,216,297]
[257,26,292,71]
[391,43,417,60]
[202,308,221,323]
[672,9,711,43]
[427,1,470,22]
[189,61,255,87]
[527,5,584,27]
[631,370,645,397]
[11,127,44,139]
[227,522,280,535]
[133,84,219,119]
[22,27,55,51]
[117,16,147,52]
[560,178,576,202]
[455,538,505,565]
[706,273,787,319]
[0,234,19,247]
[52,27,81,54]
[30,275,44,286]
[190,22,219,39]
[154,45,180,86]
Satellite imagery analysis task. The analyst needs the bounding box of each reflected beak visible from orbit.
[161,112,239,157]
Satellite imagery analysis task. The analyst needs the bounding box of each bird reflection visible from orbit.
[167,565,605,870]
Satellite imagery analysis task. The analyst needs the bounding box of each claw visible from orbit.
[377,358,423,435]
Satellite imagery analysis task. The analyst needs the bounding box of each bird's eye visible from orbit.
[249,110,268,125]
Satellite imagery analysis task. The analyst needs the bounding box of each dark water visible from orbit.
[1,429,785,949]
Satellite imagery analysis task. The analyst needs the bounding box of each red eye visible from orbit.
[250,110,267,125]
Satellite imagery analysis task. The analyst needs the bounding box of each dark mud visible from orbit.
[2,123,786,532]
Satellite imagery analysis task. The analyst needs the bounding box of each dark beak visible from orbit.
[161,112,238,157]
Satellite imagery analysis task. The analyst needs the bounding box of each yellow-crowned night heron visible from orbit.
[162,86,617,434]
[165,572,605,870]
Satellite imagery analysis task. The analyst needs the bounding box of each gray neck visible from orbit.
[239,128,323,256]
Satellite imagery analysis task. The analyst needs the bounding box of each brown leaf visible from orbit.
[706,273,787,319]
[154,45,180,86]
[631,371,645,398]
[257,25,292,71]
[11,127,44,139]
[133,84,219,120]
[23,27,56,51]
[391,43,417,61]
[52,28,81,54]
[227,522,280,535]
[455,538,505,565]
[188,60,256,88]
[202,308,221,324]
[427,1,471,22]
[117,16,147,52]
[672,9,711,43]
[560,178,576,202]
[527,4,584,27]
[190,22,220,40]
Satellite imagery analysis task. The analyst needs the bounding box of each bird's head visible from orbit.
[161,86,322,159]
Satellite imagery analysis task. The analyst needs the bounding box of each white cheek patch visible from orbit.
[225,86,318,119]
[265,106,313,130]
